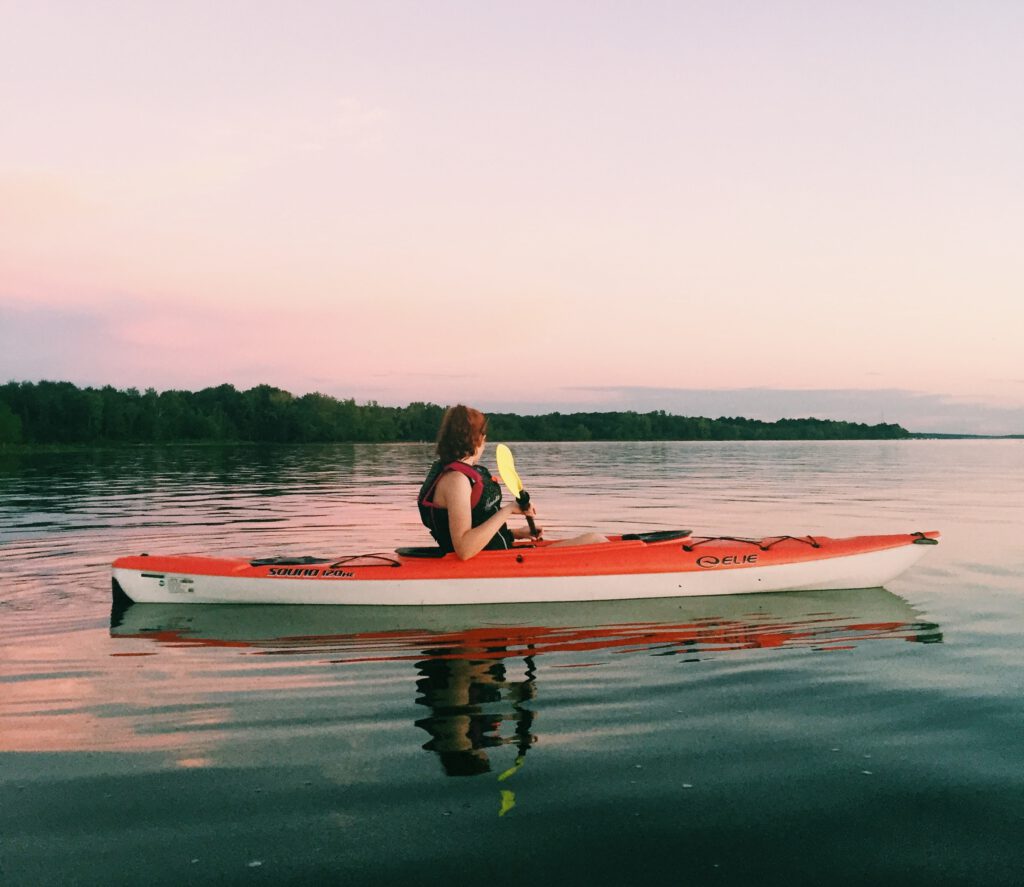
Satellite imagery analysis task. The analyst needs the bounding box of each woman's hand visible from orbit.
[512,524,541,540]
[508,501,536,518]
[507,501,541,538]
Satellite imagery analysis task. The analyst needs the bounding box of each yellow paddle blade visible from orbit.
[497,754,526,782]
[495,444,523,498]
[498,789,517,817]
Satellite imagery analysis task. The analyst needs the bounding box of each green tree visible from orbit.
[0,399,22,443]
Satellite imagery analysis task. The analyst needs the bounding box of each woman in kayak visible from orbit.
[418,405,605,559]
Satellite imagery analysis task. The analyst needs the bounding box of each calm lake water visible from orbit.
[1,440,1022,886]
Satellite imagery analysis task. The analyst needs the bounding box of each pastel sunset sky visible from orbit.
[2,2,1022,433]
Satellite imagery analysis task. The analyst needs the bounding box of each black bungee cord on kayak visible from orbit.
[682,535,822,552]
[328,553,402,568]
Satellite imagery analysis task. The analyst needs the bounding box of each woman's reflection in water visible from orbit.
[415,649,537,777]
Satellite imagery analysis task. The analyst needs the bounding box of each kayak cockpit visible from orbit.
[395,529,693,559]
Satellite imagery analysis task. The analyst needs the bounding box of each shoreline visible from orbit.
[2,436,1020,455]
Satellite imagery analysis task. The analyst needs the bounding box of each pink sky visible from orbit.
[2,2,1023,433]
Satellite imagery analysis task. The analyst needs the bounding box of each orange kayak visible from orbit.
[112,529,940,606]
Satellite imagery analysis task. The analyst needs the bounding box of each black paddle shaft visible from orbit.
[516,490,540,537]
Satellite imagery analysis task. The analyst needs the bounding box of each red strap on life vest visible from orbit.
[420,462,484,510]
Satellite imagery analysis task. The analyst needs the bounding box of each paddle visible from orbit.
[495,444,540,538]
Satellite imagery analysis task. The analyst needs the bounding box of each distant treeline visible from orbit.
[0,381,910,445]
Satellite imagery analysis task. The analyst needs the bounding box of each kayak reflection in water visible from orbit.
[418,404,606,559]
[415,650,538,777]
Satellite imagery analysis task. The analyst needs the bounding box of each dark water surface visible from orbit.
[1,441,1022,886]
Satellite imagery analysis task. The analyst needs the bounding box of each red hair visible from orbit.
[436,405,488,464]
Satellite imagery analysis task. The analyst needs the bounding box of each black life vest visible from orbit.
[417,460,513,553]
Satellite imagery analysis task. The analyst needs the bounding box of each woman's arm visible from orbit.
[436,471,534,560]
